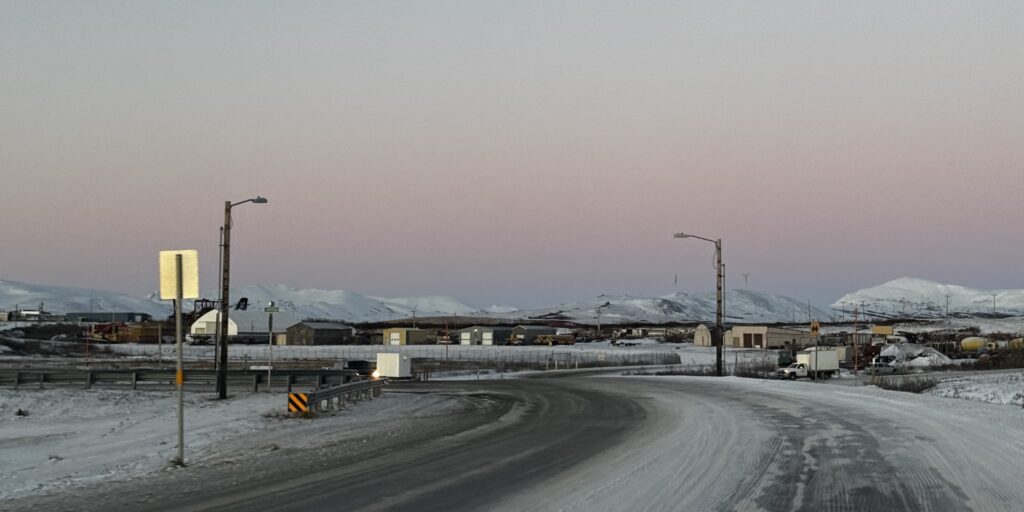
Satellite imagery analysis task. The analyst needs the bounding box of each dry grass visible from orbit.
[868,375,940,393]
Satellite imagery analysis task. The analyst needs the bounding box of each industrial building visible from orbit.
[457,326,513,345]
[66,312,154,323]
[509,325,556,345]
[189,309,298,341]
[5,308,63,322]
[285,322,355,346]
[724,326,817,349]
[382,327,434,345]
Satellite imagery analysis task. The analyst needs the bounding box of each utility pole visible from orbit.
[714,239,723,377]
[217,196,268,399]
[217,201,232,398]
[945,294,951,317]
[673,232,724,376]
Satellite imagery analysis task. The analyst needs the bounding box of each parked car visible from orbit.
[864,362,897,375]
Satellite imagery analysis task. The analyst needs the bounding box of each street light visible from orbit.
[217,196,268,399]
[674,232,724,376]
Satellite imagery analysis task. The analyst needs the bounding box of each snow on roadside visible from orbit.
[0,388,462,501]
[926,371,1024,407]
[880,342,953,367]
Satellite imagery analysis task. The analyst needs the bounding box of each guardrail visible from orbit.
[305,379,386,412]
[0,368,359,392]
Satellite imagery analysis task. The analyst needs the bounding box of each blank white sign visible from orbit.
[159,250,199,300]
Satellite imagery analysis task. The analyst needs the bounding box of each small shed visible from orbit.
[286,322,355,346]
[693,324,712,346]
[510,325,556,345]
[457,326,513,345]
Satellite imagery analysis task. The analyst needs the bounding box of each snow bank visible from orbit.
[0,388,462,501]
[879,342,952,367]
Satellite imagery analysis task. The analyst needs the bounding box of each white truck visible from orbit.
[777,348,840,380]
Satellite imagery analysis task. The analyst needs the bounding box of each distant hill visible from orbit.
[206,284,479,323]
[831,277,1024,317]
[3,278,835,325]
[495,289,832,325]
[0,279,170,318]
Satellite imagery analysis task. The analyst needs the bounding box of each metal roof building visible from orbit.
[286,322,355,346]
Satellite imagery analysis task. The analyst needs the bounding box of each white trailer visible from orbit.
[376,353,412,379]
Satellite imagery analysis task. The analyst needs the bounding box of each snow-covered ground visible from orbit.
[5,367,1024,509]
[926,371,1024,407]
[0,388,463,501]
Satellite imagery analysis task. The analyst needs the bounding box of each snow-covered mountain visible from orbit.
[215,284,479,323]
[3,278,831,325]
[831,277,1024,317]
[493,289,831,325]
[0,279,171,318]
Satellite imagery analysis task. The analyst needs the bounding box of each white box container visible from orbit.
[796,348,839,372]
[376,353,412,378]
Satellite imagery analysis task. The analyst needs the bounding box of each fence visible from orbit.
[102,343,682,367]
[0,368,356,392]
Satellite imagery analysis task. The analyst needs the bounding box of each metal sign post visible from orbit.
[174,255,184,464]
[265,303,279,393]
[811,320,820,381]
[159,250,199,467]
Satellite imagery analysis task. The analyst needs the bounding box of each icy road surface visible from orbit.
[8,375,1024,511]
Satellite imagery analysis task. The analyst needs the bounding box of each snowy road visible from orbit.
[9,375,1024,511]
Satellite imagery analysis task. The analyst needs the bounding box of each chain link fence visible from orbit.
[106,343,682,367]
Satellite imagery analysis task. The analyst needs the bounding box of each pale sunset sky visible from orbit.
[1,1,1022,307]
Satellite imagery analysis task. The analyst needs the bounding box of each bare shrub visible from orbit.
[623,365,718,377]
[733,358,779,379]
[868,376,939,393]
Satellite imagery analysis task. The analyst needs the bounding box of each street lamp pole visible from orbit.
[216,196,267,399]
[675,232,724,377]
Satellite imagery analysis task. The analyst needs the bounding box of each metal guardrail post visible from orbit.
[132,372,138,390]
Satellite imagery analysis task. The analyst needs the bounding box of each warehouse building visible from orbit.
[724,326,816,349]
[66,312,154,323]
[457,326,513,345]
[509,325,556,345]
[382,327,433,345]
[189,309,298,342]
[286,322,355,346]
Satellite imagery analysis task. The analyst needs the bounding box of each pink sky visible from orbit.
[1,2,1022,307]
